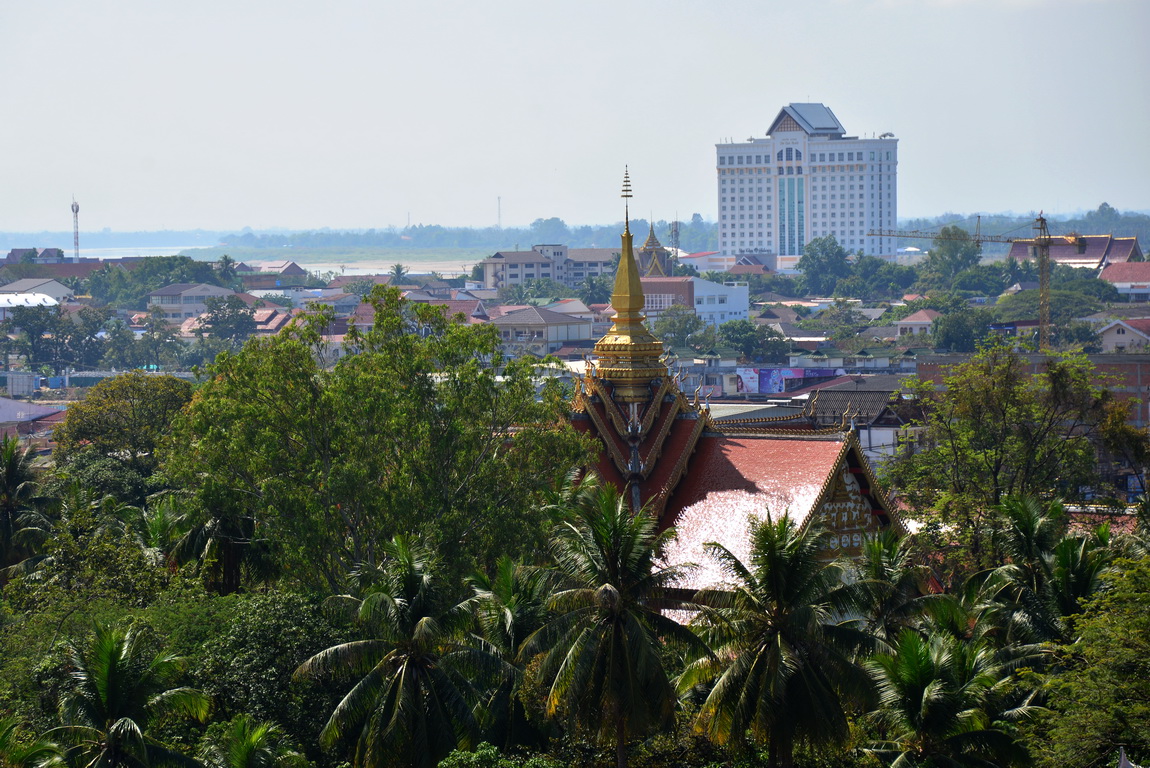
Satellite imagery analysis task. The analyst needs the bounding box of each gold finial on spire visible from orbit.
[621,166,632,233]
[592,168,667,404]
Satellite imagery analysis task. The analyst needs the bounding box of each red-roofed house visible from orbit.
[1100,262,1150,302]
[896,309,941,336]
[1098,318,1150,353]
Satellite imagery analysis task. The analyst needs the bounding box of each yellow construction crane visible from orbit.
[868,214,1053,349]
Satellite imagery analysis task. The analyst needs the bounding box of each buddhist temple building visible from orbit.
[571,172,905,584]
[636,223,672,277]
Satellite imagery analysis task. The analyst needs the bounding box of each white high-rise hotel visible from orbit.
[717,103,898,272]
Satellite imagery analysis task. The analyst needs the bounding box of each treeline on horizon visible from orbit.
[3,203,1147,255]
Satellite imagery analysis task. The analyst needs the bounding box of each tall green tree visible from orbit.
[1032,555,1150,768]
[53,622,209,768]
[922,226,981,284]
[717,319,788,362]
[6,306,68,373]
[54,371,193,478]
[137,307,182,371]
[295,537,499,768]
[524,483,700,768]
[388,263,409,284]
[167,288,592,592]
[886,341,1117,575]
[681,516,872,768]
[0,716,60,768]
[651,305,703,348]
[200,295,256,348]
[796,235,852,296]
[467,556,555,750]
[856,530,937,648]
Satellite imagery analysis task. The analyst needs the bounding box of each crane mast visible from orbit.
[1034,214,1051,350]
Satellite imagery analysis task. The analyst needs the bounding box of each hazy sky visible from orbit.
[2,0,1147,233]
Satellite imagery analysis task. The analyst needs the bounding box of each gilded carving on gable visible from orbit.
[813,466,880,559]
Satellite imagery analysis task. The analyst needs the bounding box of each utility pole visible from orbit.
[71,197,80,261]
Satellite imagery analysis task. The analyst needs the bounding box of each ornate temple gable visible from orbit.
[571,171,710,514]
[802,433,903,560]
[658,430,902,591]
[638,223,670,277]
[811,465,887,560]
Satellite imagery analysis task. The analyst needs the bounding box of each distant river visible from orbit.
[77,246,214,260]
[76,245,478,277]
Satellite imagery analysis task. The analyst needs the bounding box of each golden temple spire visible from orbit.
[592,169,667,403]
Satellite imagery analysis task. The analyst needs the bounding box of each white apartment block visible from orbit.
[717,103,898,273]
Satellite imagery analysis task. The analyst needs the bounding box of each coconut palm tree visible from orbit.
[198,715,307,768]
[388,263,409,285]
[865,629,1037,768]
[981,495,1113,643]
[0,435,40,570]
[522,483,700,768]
[295,536,502,768]
[53,621,209,768]
[681,515,873,768]
[466,555,555,749]
[0,716,60,768]
[855,529,940,648]
[172,493,278,596]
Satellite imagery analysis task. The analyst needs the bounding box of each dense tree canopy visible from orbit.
[166,289,593,591]
[796,235,852,296]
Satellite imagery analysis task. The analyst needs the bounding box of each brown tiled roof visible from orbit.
[485,251,552,265]
[1118,318,1150,336]
[434,300,488,322]
[1100,262,1150,283]
[484,304,530,320]
[898,309,941,324]
[565,248,617,263]
[491,306,586,326]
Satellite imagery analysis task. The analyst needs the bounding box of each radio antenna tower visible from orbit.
[71,197,80,261]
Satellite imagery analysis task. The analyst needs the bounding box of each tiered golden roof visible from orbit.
[592,170,667,403]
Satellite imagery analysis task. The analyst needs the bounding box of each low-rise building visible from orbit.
[639,276,749,326]
[146,283,235,321]
[1100,262,1150,302]
[1098,319,1150,353]
[0,278,74,303]
[480,245,617,290]
[491,306,593,356]
[895,309,940,336]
